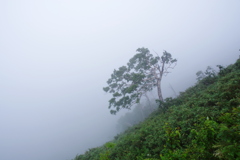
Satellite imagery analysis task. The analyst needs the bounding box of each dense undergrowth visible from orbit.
[72,59,240,160]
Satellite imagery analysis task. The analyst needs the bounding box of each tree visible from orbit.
[196,66,217,86]
[196,66,217,81]
[116,100,158,133]
[103,47,177,114]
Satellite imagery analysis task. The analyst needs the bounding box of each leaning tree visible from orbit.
[103,47,177,114]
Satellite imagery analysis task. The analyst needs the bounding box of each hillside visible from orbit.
[72,59,240,160]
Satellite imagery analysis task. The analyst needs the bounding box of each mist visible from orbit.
[0,1,240,160]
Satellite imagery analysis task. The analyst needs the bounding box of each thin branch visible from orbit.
[152,49,160,57]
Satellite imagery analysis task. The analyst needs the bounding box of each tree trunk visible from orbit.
[157,61,165,102]
[169,83,177,97]
[157,78,164,102]
[139,104,145,120]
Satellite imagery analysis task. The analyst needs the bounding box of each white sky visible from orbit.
[0,1,240,160]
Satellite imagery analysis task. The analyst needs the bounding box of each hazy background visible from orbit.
[0,1,239,160]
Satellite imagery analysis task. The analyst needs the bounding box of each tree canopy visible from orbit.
[103,47,177,114]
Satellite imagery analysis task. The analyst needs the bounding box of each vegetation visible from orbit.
[72,58,240,160]
[103,48,177,114]
[116,99,158,133]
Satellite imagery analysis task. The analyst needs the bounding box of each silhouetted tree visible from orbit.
[103,47,177,114]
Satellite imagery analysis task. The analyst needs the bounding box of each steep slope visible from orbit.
[72,59,240,160]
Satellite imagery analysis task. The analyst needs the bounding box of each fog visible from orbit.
[0,1,239,160]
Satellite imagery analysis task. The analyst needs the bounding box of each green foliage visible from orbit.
[217,59,240,77]
[161,107,240,160]
[116,99,158,133]
[196,66,217,86]
[73,59,240,160]
[99,142,116,160]
[103,47,177,114]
